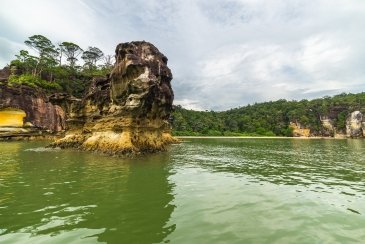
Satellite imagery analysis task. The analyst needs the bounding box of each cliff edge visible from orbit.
[0,84,65,138]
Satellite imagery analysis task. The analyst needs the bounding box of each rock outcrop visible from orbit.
[51,41,177,154]
[320,116,335,137]
[346,111,365,138]
[290,122,311,137]
[0,67,10,82]
[0,84,66,135]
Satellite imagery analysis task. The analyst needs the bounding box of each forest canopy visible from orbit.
[172,92,365,137]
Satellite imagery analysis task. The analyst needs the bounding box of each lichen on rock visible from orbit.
[50,41,178,155]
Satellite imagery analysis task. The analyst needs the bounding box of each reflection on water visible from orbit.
[172,139,365,193]
[1,139,365,243]
[166,138,365,243]
[0,141,175,243]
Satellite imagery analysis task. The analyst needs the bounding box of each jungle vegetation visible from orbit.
[172,92,365,136]
[5,34,114,97]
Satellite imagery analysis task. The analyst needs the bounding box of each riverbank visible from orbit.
[0,131,63,141]
[176,136,348,139]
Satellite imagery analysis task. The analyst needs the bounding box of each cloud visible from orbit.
[1,0,365,110]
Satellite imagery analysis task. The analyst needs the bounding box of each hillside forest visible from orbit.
[2,34,113,97]
[171,93,365,137]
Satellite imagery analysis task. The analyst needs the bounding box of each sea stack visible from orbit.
[51,41,178,154]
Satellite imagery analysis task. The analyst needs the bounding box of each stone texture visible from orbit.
[320,116,335,137]
[290,122,311,137]
[51,41,177,154]
[0,84,66,132]
[346,111,365,138]
[0,67,10,82]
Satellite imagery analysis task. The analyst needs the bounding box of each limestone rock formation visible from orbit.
[0,84,66,136]
[346,111,365,138]
[51,41,177,154]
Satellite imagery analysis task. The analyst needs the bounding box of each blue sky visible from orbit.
[1,0,365,110]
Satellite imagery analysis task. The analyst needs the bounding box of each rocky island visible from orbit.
[50,41,177,154]
[0,41,178,154]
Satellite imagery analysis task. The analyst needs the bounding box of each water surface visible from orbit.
[0,139,365,243]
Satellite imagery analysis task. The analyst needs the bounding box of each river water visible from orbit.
[0,138,364,243]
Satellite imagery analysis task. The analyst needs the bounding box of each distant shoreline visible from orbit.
[175,136,348,139]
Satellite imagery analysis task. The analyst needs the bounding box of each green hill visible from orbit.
[172,93,365,137]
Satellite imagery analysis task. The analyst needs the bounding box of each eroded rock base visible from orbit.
[50,129,178,155]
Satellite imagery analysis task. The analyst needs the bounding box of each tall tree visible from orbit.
[25,35,58,59]
[24,35,58,75]
[59,42,83,68]
[81,46,104,69]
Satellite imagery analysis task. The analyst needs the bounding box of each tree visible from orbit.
[25,35,58,60]
[103,54,115,69]
[12,50,38,73]
[81,47,104,69]
[24,35,58,76]
[59,42,83,68]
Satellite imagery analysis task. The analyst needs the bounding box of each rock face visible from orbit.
[51,41,177,154]
[0,67,10,82]
[290,122,310,137]
[346,111,365,138]
[0,84,66,133]
[320,116,335,137]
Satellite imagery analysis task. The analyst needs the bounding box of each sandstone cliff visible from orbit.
[289,111,365,138]
[289,122,311,137]
[0,84,66,137]
[346,111,365,138]
[50,41,177,154]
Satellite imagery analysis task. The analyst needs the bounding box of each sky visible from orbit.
[1,0,365,110]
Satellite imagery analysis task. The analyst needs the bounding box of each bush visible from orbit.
[8,74,62,91]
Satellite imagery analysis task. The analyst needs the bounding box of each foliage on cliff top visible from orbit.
[172,92,365,137]
[8,74,62,91]
[6,34,114,97]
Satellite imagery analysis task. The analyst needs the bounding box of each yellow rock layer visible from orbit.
[0,109,26,127]
[290,122,311,137]
[51,127,179,155]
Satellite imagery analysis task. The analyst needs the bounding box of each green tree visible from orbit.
[24,35,58,76]
[81,47,104,69]
[11,50,38,74]
[59,42,83,68]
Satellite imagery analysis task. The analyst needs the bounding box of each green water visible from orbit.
[0,139,365,243]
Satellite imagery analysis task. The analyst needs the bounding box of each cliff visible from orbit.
[289,111,365,138]
[172,94,365,138]
[289,122,310,137]
[0,84,65,138]
[346,111,365,138]
[50,41,177,154]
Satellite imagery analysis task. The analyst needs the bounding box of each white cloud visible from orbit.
[1,0,365,110]
[174,99,205,111]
